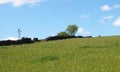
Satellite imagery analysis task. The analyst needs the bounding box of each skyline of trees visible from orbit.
[57,24,78,36]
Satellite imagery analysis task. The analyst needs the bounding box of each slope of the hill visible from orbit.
[0,36,120,72]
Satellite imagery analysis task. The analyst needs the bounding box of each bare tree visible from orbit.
[18,29,22,39]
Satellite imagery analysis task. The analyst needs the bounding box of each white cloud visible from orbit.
[77,27,91,35]
[101,5,120,11]
[103,15,114,19]
[113,17,120,26]
[100,15,114,23]
[1,36,19,41]
[80,15,89,18]
[101,5,111,11]
[0,0,46,7]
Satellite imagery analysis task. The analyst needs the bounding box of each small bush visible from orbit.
[78,45,91,48]
[33,38,39,42]
[40,55,59,62]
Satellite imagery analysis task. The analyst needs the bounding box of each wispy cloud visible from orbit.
[101,5,120,11]
[80,15,89,18]
[100,15,114,23]
[0,0,46,7]
[77,27,91,35]
[102,16,114,19]
[113,17,120,26]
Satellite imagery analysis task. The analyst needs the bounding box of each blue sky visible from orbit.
[0,0,120,40]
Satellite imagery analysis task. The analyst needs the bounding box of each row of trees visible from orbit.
[57,24,78,36]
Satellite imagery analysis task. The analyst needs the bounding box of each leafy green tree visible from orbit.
[57,31,68,36]
[66,24,78,36]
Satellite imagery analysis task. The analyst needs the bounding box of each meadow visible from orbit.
[0,36,120,72]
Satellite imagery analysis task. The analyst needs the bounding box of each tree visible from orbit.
[18,29,22,39]
[57,31,68,36]
[66,24,78,36]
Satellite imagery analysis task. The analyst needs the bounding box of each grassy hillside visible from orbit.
[0,36,120,72]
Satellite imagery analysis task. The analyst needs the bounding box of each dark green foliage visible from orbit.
[78,45,91,48]
[21,37,32,43]
[33,38,39,42]
[0,37,33,46]
[46,36,76,41]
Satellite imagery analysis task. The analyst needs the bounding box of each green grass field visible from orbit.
[0,36,120,72]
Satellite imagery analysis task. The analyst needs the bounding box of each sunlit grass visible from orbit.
[0,36,120,72]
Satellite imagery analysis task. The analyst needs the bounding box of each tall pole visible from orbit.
[18,29,22,39]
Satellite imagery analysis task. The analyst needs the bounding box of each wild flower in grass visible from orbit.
[109,55,113,57]
[51,65,54,67]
